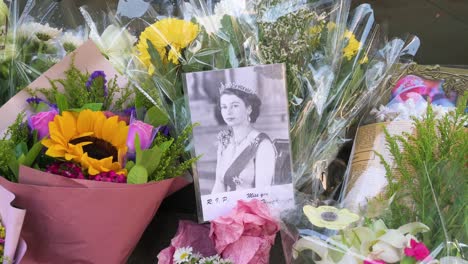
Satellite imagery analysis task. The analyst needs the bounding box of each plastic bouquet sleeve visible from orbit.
[1,0,87,105]
[0,41,191,263]
[0,186,26,264]
[288,64,467,263]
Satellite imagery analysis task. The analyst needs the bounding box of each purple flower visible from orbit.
[124,106,136,117]
[127,120,156,153]
[26,96,58,110]
[86,70,107,96]
[29,110,58,139]
[156,125,170,137]
[26,97,44,105]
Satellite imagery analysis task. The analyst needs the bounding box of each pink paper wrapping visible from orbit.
[0,186,27,264]
[0,166,189,263]
[157,220,217,264]
[0,40,127,137]
[209,199,280,264]
[0,40,191,263]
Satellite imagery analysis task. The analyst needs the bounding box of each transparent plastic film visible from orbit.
[122,0,258,135]
[79,5,137,74]
[1,0,87,105]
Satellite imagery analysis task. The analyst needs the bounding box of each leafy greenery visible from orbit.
[151,124,200,181]
[377,94,468,249]
[28,59,134,112]
[127,124,200,184]
[0,113,41,182]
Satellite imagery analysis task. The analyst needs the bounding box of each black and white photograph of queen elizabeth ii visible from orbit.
[184,63,295,221]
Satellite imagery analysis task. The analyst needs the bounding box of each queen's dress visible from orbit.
[212,129,276,193]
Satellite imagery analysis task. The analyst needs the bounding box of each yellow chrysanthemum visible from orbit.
[42,110,129,175]
[343,30,361,61]
[303,205,359,230]
[136,18,199,72]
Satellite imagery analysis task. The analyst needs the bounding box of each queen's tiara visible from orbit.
[219,82,256,95]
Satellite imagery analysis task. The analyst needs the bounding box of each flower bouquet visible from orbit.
[158,199,280,264]
[0,0,87,105]
[0,185,27,264]
[290,62,467,263]
[0,40,194,263]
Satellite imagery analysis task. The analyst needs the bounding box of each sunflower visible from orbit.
[136,18,199,71]
[42,110,129,175]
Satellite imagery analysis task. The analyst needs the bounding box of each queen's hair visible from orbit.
[215,88,262,124]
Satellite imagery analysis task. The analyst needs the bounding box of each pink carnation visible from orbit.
[210,199,279,264]
[404,239,430,261]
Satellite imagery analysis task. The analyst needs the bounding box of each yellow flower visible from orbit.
[303,205,359,230]
[309,24,323,35]
[42,110,129,175]
[327,22,336,31]
[343,30,361,61]
[136,18,199,71]
[359,54,369,64]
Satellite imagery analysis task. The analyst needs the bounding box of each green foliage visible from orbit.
[150,124,200,182]
[0,112,45,182]
[4,112,29,145]
[0,140,16,181]
[378,94,468,249]
[127,124,199,183]
[29,60,134,112]
[144,106,170,127]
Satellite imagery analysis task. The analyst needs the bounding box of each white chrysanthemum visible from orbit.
[173,247,193,264]
[18,22,62,42]
[214,0,246,17]
[60,31,85,53]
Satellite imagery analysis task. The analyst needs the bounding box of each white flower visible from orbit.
[371,96,455,122]
[195,14,223,35]
[173,247,193,264]
[199,255,220,264]
[293,220,431,264]
[303,205,360,230]
[182,0,247,35]
[90,25,136,72]
[214,0,247,17]
[60,31,85,53]
[18,22,62,42]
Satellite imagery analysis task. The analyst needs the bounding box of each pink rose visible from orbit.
[404,239,430,261]
[210,199,280,264]
[29,110,58,139]
[126,120,155,153]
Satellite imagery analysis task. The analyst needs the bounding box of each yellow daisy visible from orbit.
[42,110,129,175]
[136,18,199,71]
[303,205,359,230]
